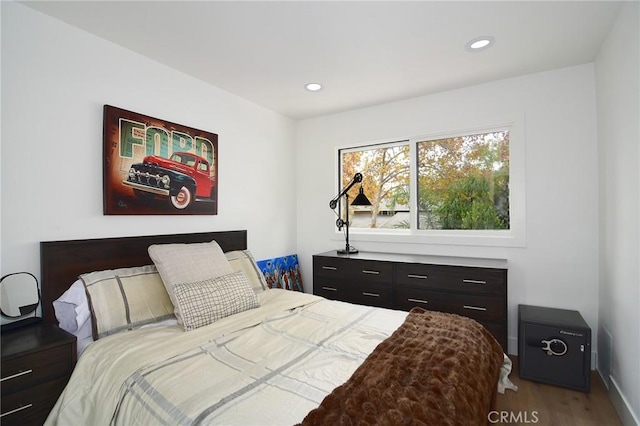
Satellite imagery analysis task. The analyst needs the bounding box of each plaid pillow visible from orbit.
[173,270,260,331]
[81,265,175,339]
[148,240,233,325]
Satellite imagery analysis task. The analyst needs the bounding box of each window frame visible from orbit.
[335,115,526,248]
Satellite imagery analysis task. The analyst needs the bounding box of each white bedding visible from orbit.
[45,289,408,426]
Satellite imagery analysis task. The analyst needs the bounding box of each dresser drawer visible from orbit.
[395,288,505,323]
[314,256,393,283]
[1,345,74,396]
[1,375,69,426]
[313,279,353,302]
[396,263,506,295]
[348,282,394,309]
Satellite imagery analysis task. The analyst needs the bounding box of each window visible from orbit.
[341,142,410,229]
[417,131,509,230]
[337,122,522,247]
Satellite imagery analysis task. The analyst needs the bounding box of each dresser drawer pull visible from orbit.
[321,266,337,271]
[361,270,380,275]
[362,292,380,297]
[462,279,487,285]
[463,305,487,311]
[408,298,429,304]
[1,403,33,418]
[1,369,32,382]
[321,286,338,292]
[407,274,428,279]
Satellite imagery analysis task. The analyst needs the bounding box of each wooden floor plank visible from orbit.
[494,356,621,425]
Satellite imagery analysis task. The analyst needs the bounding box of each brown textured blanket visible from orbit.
[300,307,504,426]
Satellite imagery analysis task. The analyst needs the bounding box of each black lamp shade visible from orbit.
[351,186,372,206]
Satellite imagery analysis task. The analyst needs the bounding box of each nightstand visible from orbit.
[1,322,77,425]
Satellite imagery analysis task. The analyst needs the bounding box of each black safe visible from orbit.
[518,304,591,392]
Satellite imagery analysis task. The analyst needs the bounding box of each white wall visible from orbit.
[1,2,298,317]
[296,64,600,356]
[595,1,640,424]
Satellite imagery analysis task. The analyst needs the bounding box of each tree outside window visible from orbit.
[339,130,509,232]
[341,143,410,229]
[417,131,509,230]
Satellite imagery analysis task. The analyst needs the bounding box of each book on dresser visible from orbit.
[313,250,508,351]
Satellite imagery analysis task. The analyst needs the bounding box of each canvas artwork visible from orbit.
[103,105,218,215]
[256,255,304,292]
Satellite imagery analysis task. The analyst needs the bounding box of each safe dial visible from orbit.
[541,338,567,356]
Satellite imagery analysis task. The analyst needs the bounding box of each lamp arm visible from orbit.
[329,173,363,209]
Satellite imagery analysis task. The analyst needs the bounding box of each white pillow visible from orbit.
[148,240,233,325]
[173,270,259,331]
[53,279,94,355]
[53,280,92,336]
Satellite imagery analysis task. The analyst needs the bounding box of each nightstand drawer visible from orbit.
[395,288,504,322]
[396,264,506,295]
[1,375,69,425]
[1,345,74,396]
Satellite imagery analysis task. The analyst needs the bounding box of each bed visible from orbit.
[40,230,505,425]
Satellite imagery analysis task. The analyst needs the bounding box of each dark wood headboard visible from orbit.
[40,230,247,324]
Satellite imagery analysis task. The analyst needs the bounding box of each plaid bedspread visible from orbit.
[45,289,408,425]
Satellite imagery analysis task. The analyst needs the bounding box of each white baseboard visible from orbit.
[508,336,517,355]
[607,376,639,426]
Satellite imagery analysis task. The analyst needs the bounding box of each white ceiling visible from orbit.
[22,1,624,120]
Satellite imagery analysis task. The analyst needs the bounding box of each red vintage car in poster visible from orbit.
[123,152,216,210]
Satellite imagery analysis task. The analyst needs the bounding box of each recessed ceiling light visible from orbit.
[305,83,323,92]
[466,36,494,52]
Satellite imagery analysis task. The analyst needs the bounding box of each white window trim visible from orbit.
[334,114,526,248]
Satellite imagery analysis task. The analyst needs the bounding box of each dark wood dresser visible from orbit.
[1,322,76,425]
[313,250,508,351]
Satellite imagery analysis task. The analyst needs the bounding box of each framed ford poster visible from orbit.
[103,105,218,215]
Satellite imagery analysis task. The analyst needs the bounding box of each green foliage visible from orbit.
[418,131,509,230]
[434,175,508,229]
